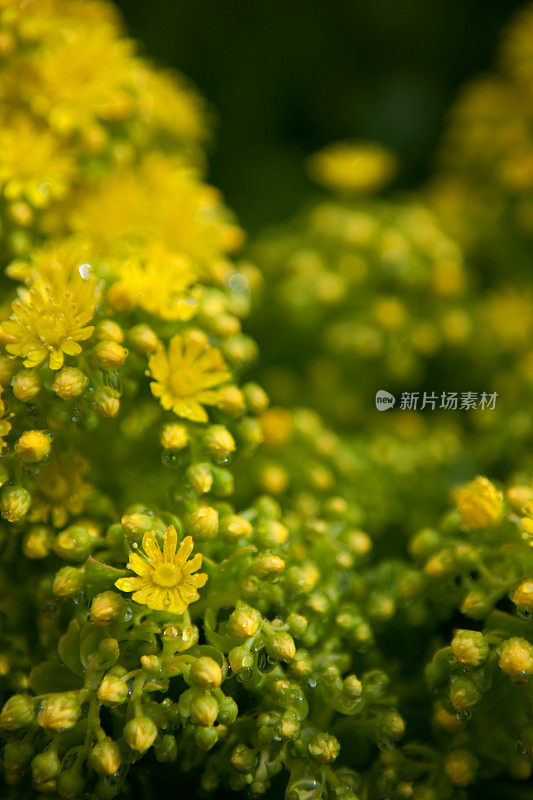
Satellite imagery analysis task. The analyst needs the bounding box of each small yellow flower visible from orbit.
[307,141,397,195]
[115,525,207,614]
[2,267,99,370]
[454,476,503,529]
[148,330,231,423]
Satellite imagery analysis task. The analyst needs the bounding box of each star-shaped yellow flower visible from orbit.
[115,525,207,614]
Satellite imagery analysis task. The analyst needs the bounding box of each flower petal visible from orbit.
[142,531,163,563]
[182,552,202,574]
[115,576,145,592]
[128,552,151,577]
[175,535,194,566]
[163,525,178,561]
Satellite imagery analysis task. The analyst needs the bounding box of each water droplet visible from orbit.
[78,264,92,280]
[309,679,317,688]
[457,709,472,722]
[124,608,132,622]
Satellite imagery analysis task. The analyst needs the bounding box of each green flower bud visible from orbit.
[31,749,61,784]
[190,694,219,727]
[343,675,362,698]
[194,725,218,751]
[308,732,340,763]
[449,675,481,710]
[266,632,296,662]
[56,766,85,798]
[243,382,269,413]
[255,519,289,547]
[275,710,299,740]
[92,387,120,418]
[229,646,254,674]
[53,525,94,562]
[217,696,238,725]
[124,716,158,753]
[53,566,85,597]
[1,486,31,522]
[287,613,308,636]
[0,694,34,729]
[190,657,223,689]
[88,738,122,776]
[210,467,234,496]
[186,464,213,494]
[154,734,178,763]
[444,749,478,787]
[3,739,33,771]
[231,744,256,773]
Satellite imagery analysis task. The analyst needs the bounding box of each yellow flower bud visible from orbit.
[455,476,503,529]
[97,675,129,706]
[203,425,236,460]
[190,657,223,689]
[259,464,289,494]
[37,693,80,732]
[213,384,246,416]
[95,320,124,343]
[507,485,533,512]
[92,340,128,369]
[186,464,213,494]
[1,486,31,522]
[249,554,285,578]
[190,694,219,727]
[228,606,261,639]
[12,369,40,402]
[260,407,294,448]
[433,702,463,732]
[91,591,125,625]
[275,711,299,739]
[52,566,84,598]
[161,423,189,451]
[511,581,533,611]
[451,630,489,668]
[128,323,160,354]
[14,430,52,463]
[346,529,373,556]
[220,514,252,541]
[499,637,533,681]
[444,750,478,787]
[243,382,269,414]
[92,387,120,418]
[51,367,89,400]
[22,526,53,559]
[185,506,219,540]
[123,716,158,753]
[266,631,296,662]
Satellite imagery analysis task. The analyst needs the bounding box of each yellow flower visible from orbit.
[0,115,73,208]
[148,330,231,423]
[454,476,503,529]
[107,244,197,320]
[2,265,99,369]
[115,525,207,614]
[307,141,397,195]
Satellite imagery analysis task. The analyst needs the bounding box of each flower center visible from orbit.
[153,563,181,588]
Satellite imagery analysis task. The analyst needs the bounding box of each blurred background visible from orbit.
[116,0,520,232]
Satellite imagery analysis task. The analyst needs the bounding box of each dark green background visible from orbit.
[116,0,521,232]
